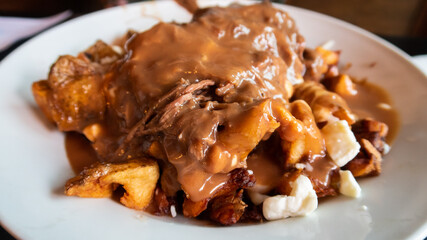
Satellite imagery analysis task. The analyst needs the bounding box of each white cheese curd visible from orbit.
[339,170,362,198]
[170,205,177,218]
[383,143,391,154]
[262,175,318,220]
[321,120,360,167]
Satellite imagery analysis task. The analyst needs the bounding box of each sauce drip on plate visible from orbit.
[344,81,400,143]
[65,132,99,174]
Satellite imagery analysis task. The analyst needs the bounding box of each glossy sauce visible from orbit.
[247,153,281,191]
[62,3,398,205]
[65,132,99,174]
[343,81,400,143]
[247,136,283,193]
[108,3,305,202]
[303,157,337,187]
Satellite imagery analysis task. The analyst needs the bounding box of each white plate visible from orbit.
[1,1,426,239]
[412,55,427,76]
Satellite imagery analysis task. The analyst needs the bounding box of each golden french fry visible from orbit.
[65,158,159,210]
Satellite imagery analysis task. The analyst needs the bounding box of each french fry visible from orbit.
[65,158,159,210]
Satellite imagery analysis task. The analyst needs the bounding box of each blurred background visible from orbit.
[0,0,426,239]
[285,0,427,55]
[2,0,426,37]
[0,0,426,56]
[286,0,427,38]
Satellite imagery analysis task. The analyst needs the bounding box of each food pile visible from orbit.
[32,2,390,225]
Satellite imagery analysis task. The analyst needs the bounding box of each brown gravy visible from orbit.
[174,0,199,14]
[65,132,99,174]
[247,136,283,193]
[61,3,398,205]
[112,3,305,202]
[344,80,400,143]
[303,156,337,187]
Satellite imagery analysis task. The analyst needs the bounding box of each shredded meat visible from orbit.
[344,138,383,177]
[209,189,247,225]
[31,1,394,225]
[149,187,177,216]
[352,118,388,153]
[343,118,388,177]
[240,203,264,223]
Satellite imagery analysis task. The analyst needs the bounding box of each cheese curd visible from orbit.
[322,120,360,167]
[339,170,362,198]
[262,175,318,220]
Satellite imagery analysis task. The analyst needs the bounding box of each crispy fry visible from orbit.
[182,168,255,218]
[209,189,247,225]
[282,100,325,166]
[78,40,121,65]
[344,138,382,177]
[65,158,159,210]
[32,55,106,131]
[323,74,357,96]
[32,80,55,124]
[272,102,305,142]
[315,47,339,65]
[183,198,209,218]
[352,118,388,153]
[30,2,395,225]
[32,40,121,132]
[293,81,355,125]
[282,137,306,165]
[205,100,280,173]
[303,47,340,82]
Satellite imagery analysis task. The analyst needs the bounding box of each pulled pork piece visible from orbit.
[344,139,382,177]
[161,99,287,203]
[182,168,255,218]
[148,187,176,216]
[344,118,389,177]
[352,118,389,153]
[292,81,355,125]
[31,1,396,225]
[65,158,159,210]
[240,203,264,223]
[209,189,247,225]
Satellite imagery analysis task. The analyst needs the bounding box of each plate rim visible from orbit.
[0,1,426,239]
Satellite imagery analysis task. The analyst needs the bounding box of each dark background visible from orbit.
[0,0,426,239]
[1,0,426,58]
